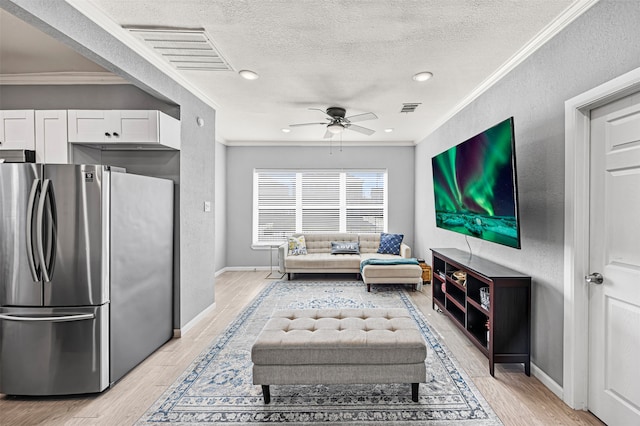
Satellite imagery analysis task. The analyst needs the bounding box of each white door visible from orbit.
[588,92,640,425]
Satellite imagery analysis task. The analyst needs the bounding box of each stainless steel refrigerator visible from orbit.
[0,163,174,396]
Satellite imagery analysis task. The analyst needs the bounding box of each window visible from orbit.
[253,169,387,245]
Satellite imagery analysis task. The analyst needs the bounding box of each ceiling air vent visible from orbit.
[126,28,233,71]
[401,103,422,113]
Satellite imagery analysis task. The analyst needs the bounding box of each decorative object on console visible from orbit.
[331,241,360,254]
[480,287,490,310]
[287,235,307,255]
[453,270,467,286]
[377,232,404,255]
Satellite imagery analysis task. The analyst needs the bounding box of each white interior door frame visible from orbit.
[563,66,640,410]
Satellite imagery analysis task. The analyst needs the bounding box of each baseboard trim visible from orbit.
[173,301,216,338]
[531,362,563,400]
[223,266,271,272]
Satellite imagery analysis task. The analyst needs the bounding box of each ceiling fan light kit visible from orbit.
[327,122,345,134]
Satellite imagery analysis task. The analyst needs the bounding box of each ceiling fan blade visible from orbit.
[289,122,327,127]
[346,124,375,136]
[345,112,378,123]
[308,107,335,120]
[323,129,333,139]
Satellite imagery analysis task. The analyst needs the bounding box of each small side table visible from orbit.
[266,244,284,279]
[417,259,432,284]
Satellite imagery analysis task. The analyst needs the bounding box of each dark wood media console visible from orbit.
[431,248,531,376]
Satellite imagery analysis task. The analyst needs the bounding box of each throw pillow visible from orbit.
[377,232,404,255]
[288,235,307,256]
[331,241,360,255]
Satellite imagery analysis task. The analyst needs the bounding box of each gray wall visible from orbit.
[414,0,640,385]
[226,145,415,267]
[1,0,217,329]
[215,141,227,273]
[0,85,179,118]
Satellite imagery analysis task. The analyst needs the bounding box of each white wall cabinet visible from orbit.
[0,110,35,150]
[68,110,180,150]
[35,110,68,163]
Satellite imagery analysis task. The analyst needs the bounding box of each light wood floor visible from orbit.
[0,271,604,425]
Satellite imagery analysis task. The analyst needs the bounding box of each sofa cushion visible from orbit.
[288,235,308,255]
[285,253,361,269]
[302,233,358,254]
[331,241,360,255]
[377,233,404,255]
[358,233,381,254]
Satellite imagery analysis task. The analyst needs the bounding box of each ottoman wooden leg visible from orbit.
[367,283,371,292]
[411,383,419,402]
[262,385,271,404]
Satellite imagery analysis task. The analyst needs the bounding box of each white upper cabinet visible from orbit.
[68,110,180,150]
[35,110,68,164]
[0,110,35,150]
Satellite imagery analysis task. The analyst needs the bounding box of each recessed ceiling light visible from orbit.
[281,128,291,133]
[412,71,433,82]
[239,69,259,80]
[384,128,394,133]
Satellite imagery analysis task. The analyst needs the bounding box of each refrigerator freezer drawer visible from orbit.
[0,305,109,396]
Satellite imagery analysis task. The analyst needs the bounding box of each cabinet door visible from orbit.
[67,110,112,143]
[0,110,35,150]
[115,110,158,143]
[35,110,68,164]
[68,110,159,143]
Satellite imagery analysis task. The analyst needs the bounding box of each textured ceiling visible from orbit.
[2,1,587,144]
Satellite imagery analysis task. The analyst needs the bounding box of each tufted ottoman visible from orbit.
[251,308,427,403]
[361,263,424,292]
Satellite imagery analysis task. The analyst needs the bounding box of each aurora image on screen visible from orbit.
[431,117,521,248]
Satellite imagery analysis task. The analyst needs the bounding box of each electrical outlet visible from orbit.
[204,201,211,212]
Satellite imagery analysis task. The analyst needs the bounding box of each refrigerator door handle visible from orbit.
[26,179,42,281]
[36,179,57,282]
[0,313,95,322]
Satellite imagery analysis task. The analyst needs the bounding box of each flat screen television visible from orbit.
[431,117,521,249]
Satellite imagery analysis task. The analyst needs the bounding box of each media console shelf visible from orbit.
[431,248,531,376]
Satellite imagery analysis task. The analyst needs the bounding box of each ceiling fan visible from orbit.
[289,107,378,138]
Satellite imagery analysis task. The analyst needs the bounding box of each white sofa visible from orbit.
[278,233,412,280]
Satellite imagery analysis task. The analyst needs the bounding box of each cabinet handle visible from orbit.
[105,132,111,137]
[113,132,119,137]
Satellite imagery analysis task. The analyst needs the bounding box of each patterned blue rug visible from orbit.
[137,281,502,425]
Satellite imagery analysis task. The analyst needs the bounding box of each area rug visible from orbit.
[137,281,502,425]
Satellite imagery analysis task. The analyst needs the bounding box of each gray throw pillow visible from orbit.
[331,241,360,255]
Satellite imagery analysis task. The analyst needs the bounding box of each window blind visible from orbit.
[254,169,387,245]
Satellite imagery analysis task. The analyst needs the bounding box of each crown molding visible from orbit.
[223,139,415,147]
[0,71,128,85]
[416,0,600,144]
[65,0,221,111]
